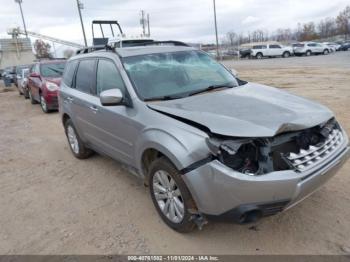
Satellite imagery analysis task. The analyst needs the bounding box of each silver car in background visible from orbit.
[293,42,330,56]
[59,44,350,232]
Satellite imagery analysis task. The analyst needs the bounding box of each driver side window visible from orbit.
[96,59,126,96]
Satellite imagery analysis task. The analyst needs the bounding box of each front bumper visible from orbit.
[183,134,350,219]
[44,92,59,110]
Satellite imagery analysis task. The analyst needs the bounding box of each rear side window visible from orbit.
[269,45,281,48]
[96,59,126,96]
[75,59,96,94]
[62,60,78,87]
[253,45,267,49]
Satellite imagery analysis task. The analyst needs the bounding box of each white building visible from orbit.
[0,37,35,68]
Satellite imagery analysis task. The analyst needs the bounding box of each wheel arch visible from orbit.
[136,128,210,184]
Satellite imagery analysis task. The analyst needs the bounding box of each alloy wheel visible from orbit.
[40,95,47,112]
[67,125,79,154]
[152,170,185,223]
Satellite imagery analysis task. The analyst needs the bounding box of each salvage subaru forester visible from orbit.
[59,42,350,232]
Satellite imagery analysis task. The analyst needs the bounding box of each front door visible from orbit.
[85,58,138,165]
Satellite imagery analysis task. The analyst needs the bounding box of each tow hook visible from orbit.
[189,209,208,230]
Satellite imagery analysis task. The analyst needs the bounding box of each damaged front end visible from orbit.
[181,117,349,226]
[205,118,343,176]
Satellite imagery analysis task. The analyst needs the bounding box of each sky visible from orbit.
[0,0,348,53]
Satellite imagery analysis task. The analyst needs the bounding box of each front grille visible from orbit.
[286,128,344,172]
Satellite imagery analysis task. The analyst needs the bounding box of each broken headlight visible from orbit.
[206,138,260,175]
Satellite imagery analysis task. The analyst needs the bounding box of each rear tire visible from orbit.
[306,50,312,56]
[149,157,197,233]
[29,89,37,104]
[323,49,329,55]
[282,51,290,58]
[64,119,93,159]
[256,53,263,59]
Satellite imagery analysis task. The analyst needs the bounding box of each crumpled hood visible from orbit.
[148,82,334,137]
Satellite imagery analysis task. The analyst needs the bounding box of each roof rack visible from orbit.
[75,40,191,55]
[133,40,190,47]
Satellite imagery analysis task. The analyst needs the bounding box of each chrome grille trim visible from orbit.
[286,129,344,172]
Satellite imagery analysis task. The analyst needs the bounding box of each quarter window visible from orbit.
[96,59,126,96]
[75,59,96,94]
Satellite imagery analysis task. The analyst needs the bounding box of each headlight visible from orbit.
[46,82,59,91]
[206,138,260,175]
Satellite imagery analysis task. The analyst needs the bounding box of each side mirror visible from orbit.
[100,89,123,106]
[231,68,238,77]
[30,72,40,78]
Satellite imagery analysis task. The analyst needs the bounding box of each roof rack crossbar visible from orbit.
[135,40,190,47]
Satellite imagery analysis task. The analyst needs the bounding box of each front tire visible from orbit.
[306,50,312,56]
[64,119,93,159]
[149,157,197,233]
[40,94,50,113]
[23,89,29,99]
[323,49,329,55]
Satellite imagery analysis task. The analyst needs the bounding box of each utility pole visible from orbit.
[14,0,28,37]
[213,0,220,59]
[147,13,151,37]
[76,0,87,47]
[140,10,146,36]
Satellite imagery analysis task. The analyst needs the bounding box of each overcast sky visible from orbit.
[0,0,348,52]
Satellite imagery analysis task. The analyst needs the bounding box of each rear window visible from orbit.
[62,60,79,87]
[269,45,281,48]
[293,44,304,47]
[253,45,267,49]
[40,62,66,78]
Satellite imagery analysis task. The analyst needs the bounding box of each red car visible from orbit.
[28,60,66,113]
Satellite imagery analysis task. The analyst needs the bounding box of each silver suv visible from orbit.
[293,42,330,56]
[59,44,350,232]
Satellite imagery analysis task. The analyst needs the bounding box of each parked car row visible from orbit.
[239,41,350,59]
[3,41,349,233]
[2,59,67,113]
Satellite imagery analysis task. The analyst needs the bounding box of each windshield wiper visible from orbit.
[187,84,234,97]
[144,94,184,102]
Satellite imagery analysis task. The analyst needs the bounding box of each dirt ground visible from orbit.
[0,52,349,255]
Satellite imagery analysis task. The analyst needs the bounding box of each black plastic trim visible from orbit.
[204,200,290,224]
[180,156,214,175]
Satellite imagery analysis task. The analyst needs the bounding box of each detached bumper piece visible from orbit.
[205,200,290,224]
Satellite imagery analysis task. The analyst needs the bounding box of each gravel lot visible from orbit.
[0,52,349,255]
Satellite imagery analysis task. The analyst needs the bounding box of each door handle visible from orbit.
[66,97,74,103]
[89,105,99,113]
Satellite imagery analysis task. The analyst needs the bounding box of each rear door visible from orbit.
[269,44,283,56]
[62,58,98,144]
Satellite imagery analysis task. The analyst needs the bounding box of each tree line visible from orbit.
[223,5,350,46]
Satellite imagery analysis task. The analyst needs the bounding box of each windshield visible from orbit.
[40,62,66,78]
[122,50,238,100]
